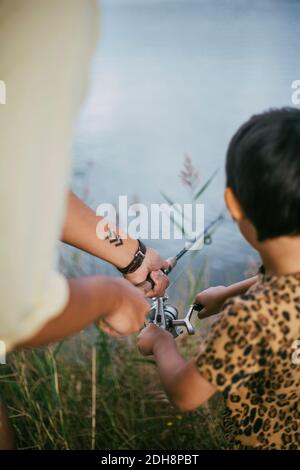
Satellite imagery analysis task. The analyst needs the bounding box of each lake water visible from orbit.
[71,0,300,291]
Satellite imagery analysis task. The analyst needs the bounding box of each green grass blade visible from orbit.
[193,169,219,201]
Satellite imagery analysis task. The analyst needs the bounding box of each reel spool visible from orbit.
[148,296,202,338]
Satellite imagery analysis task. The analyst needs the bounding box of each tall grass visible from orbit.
[0,327,226,449]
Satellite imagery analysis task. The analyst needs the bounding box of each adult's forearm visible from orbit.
[16,276,118,349]
[62,191,138,269]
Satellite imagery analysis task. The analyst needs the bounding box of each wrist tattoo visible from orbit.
[104,226,123,247]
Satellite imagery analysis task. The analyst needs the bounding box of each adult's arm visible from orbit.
[61,191,169,296]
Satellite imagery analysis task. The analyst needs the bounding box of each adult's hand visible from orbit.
[97,278,150,336]
[125,247,170,297]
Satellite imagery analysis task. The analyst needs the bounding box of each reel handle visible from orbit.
[172,303,203,335]
[193,302,214,320]
[192,303,204,311]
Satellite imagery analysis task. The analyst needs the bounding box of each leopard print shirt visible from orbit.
[195,272,300,449]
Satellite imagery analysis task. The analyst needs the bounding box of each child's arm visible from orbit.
[138,324,216,411]
[195,276,258,318]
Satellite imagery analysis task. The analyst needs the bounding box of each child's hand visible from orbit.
[194,285,228,318]
[137,323,174,356]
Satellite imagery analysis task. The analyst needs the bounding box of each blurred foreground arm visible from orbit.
[18,277,149,349]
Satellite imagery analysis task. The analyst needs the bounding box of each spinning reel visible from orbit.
[146,215,223,337]
[148,296,205,337]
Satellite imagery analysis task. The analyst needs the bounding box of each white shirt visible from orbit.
[0,0,99,351]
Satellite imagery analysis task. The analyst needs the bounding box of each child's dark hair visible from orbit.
[226,107,300,241]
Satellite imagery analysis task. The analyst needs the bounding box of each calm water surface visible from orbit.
[71,0,300,289]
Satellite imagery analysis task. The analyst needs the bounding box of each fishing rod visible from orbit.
[164,213,224,275]
[148,213,224,337]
